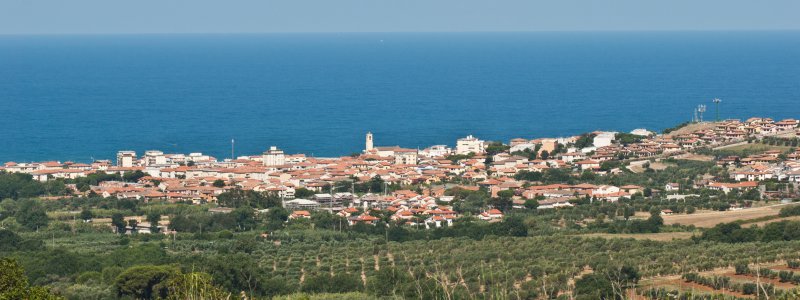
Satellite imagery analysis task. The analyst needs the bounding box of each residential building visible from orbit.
[116,151,136,167]
[456,135,485,155]
[263,146,285,166]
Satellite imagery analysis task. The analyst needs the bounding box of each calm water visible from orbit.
[1,32,799,162]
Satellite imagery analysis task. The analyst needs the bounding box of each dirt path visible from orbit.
[387,251,396,268]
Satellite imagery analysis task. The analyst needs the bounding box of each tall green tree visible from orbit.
[146,212,161,233]
[0,258,62,299]
[369,176,385,194]
[79,208,94,222]
[111,213,127,234]
[15,199,49,230]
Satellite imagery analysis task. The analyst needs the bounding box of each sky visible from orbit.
[1,0,799,34]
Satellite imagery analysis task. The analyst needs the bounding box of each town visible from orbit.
[4,116,800,299]
[3,117,799,234]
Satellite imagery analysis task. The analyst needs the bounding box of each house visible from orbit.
[537,197,574,209]
[574,160,601,171]
[426,215,455,228]
[337,207,359,218]
[289,210,312,219]
[787,170,800,183]
[707,181,758,193]
[619,185,642,195]
[665,183,681,192]
[478,209,504,221]
[660,209,674,216]
[348,214,380,225]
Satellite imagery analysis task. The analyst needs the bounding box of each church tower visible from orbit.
[365,132,374,152]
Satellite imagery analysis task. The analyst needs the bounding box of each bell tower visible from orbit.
[365,132,374,152]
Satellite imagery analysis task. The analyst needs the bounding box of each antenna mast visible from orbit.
[697,104,706,123]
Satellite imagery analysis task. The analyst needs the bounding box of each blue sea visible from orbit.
[1,31,799,162]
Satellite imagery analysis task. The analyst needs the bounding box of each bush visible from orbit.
[779,205,800,217]
[734,263,749,275]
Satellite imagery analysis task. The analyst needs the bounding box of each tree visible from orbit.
[0,258,62,299]
[646,210,663,229]
[311,210,346,230]
[294,188,315,199]
[524,199,539,210]
[575,274,614,300]
[485,141,510,156]
[128,219,139,232]
[80,208,94,222]
[539,150,550,160]
[490,190,515,212]
[0,229,23,251]
[162,272,231,300]
[15,199,49,230]
[0,172,53,199]
[302,273,362,294]
[216,188,249,208]
[204,254,266,297]
[147,212,161,233]
[122,170,146,182]
[605,265,640,299]
[115,265,177,299]
[574,133,596,149]
[111,213,127,234]
[367,267,414,297]
[369,176,385,194]
[232,207,256,231]
[264,207,289,230]
[217,189,280,209]
[453,193,486,214]
[212,179,226,188]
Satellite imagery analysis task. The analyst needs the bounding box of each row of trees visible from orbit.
[701,220,800,243]
[0,172,67,199]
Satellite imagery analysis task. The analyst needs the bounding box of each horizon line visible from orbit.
[2,29,800,37]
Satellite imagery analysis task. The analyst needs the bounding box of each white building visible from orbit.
[187,152,212,163]
[456,135,485,155]
[284,199,320,211]
[420,145,451,157]
[509,143,537,153]
[630,128,654,136]
[144,150,167,166]
[116,151,136,167]
[263,146,285,166]
[394,149,419,165]
[593,132,617,148]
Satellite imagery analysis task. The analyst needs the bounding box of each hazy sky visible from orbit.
[1,0,799,34]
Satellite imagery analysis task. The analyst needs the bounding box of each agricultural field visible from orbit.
[642,261,800,299]
[662,203,796,228]
[718,143,794,153]
[749,216,800,227]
